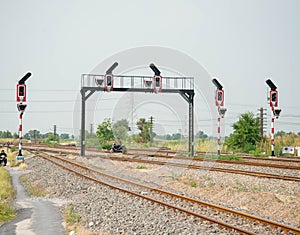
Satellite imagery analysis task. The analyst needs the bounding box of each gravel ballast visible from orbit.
[23,153,300,234]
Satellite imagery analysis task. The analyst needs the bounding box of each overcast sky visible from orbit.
[1,0,299,137]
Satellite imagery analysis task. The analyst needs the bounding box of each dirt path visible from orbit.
[0,168,65,235]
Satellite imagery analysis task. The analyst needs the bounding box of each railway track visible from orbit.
[23,143,300,166]
[24,146,300,182]
[28,149,300,235]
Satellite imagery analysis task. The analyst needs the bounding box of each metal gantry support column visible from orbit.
[80,88,95,157]
[180,91,195,156]
[80,89,86,157]
[189,94,194,156]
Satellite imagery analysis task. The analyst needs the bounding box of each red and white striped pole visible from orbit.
[271,117,275,156]
[18,111,23,158]
[16,72,31,161]
[217,117,221,155]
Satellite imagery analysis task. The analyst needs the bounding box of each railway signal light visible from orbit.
[272,107,281,118]
[16,71,31,162]
[153,75,162,93]
[17,103,27,113]
[149,63,162,93]
[95,77,104,86]
[265,78,281,157]
[16,84,26,102]
[270,90,278,107]
[104,74,114,92]
[212,78,227,155]
[144,79,152,88]
[218,107,227,118]
[215,90,224,107]
[104,62,118,92]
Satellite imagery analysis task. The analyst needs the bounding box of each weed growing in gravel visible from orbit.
[64,204,81,224]
[136,165,147,169]
[251,185,260,191]
[170,173,181,182]
[195,154,243,161]
[235,180,247,192]
[189,181,197,187]
[20,174,46,197]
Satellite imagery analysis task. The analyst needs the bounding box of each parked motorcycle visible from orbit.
[109,143,126,153]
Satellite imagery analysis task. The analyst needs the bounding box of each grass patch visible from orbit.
[64,204,81,224]
[18,163,28,171]
[235,180,247,192]
[136,165,147,169]
[20,174,46,197]
[195,154,243,161]
[189,181,197,187]
[0,167,16,224]
[251,185,260,191]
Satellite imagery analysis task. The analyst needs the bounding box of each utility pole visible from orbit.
[54,125,57,137]
[258,107,267,138]
[33,130,37,144]
[149,116,154,146]
[90,123,93,135]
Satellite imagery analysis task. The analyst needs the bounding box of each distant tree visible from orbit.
[44,133,59,143]
[171,133,183,140]
[196,130,208,139]
[13,133,18,139]
[136,118,152,143]
[60,133,70,139]
[165,134,172,140]
[28,130,41,139]
[275,130,286,137]
[41,132,52,139]
[224,112,261,153]
[0,131,12,138]
[112,119,130,143]
[23,132,31,140]
[96,119,114,148]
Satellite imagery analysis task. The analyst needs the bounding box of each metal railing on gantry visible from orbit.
[81,74,194,91]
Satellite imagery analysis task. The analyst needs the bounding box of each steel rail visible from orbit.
[34,152,255,235]
[23,146,300,182]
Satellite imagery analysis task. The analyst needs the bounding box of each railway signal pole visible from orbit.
[266,79,281,157]
[16,72,31,161]
[212,78,227,155]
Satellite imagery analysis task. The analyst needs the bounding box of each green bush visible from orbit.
[101,143,112,150]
